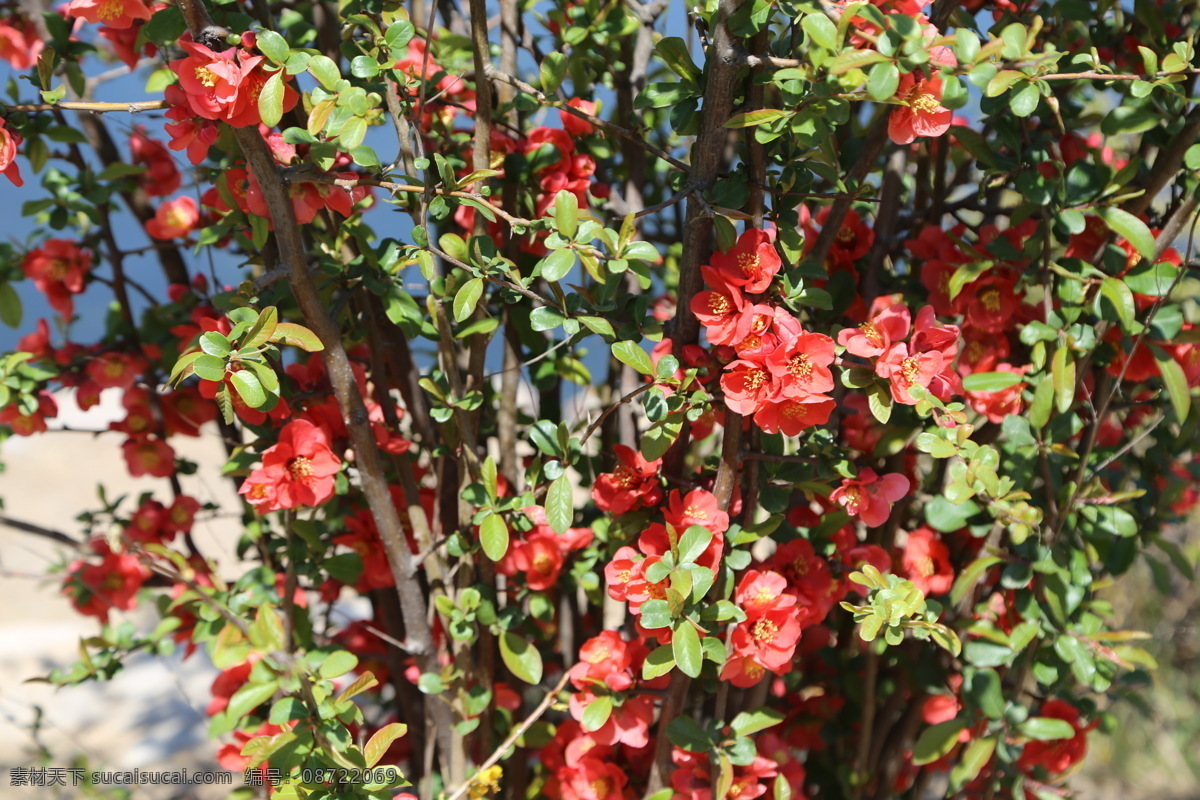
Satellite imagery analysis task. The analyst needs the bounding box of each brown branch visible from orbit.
[0,514,83,548]
[174,0,455,764]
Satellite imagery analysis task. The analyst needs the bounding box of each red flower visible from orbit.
[0,390,57,435]
[692,266,745,346]
[721,359,777,416]
[164,85,221,164]
[66,0,151,29]
[22,239,92,319]
[838,302,911,359]
[875,343,944,405]
[238,419,342,513]
[724,600,802,681]
[125,499,169,544]
[888,73,953,145]
[168,34,298,128]
[333,510,397,591]
[711,228,782,294]
[753,395,836,436]
[0,18,43,70]
[961,271,1021,334]
[146,196,201,240]
[764,328,836,399]
[664,488,730,534]
[569,631,634,692]
[62,540,151,622]
[965,362,1028,423]
[165,495,201,536]
[831,468,909,527]
[591,444,662,515]
[129,126,181,197]
[1017,700,1094,776]
[508,531,566,591]
[561,97,596,137]
[122,436,176,478]
[900,527,954,596]
[98,22,156,70]
[735,569,793,618]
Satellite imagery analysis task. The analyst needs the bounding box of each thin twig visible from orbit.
[6,100,169,113]
[441,670,572,800]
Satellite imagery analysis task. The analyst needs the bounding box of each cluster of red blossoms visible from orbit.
[832,0,957,146]
[693,228,837,436]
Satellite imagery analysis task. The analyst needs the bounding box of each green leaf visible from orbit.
[655,37,702,82]
[1019,716,1077,741]
[581,695,613,733]
[539,248,575,282]
[949,736,996,793]
[677,525,713,565]
[199,332,232,358]
[867,383,892,424]
[339,116,368,150]
[320,649,359,678]
[1051,346,1075,414]
[867,61,900,101]
[612,341,654,376]
[911,718,967,765]
[308,55,341,90]
[803,12,840,50]
[226,681,277,720]
[554,190,579,240]
[1098,207,1156,261]
[230,369,267,408]
[480,512,509,561]
[1098,277,1136,329]
[545,474,573,535]
[364,722,408,767]
[666,715,712,752]
[255,30,288,63]
[672,621,703,678]
[351,55,380,78]
[192,353,227,382]
[579,316,615,340]
[499,631,544,684]
[950,557,1002,605]
[962,371,1023,393]
[530,306,566,331]
[730,707,785,737]
[257,70,285,128]
[243,306,279,350]
[1123,261,1179,296]
[725,109,793,128]
[1151,343,1191,421]
[271,322,324,351]
[1009,82,1040,117]
[453,277,484,323]
[0,283,22,328]
[1029,377,1054,429]
[642,645,676,679]
[540,52,568,92]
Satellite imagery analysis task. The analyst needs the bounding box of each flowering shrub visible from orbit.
[0,0,1198,799]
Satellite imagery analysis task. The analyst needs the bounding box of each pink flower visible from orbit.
[831,468,909,527]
